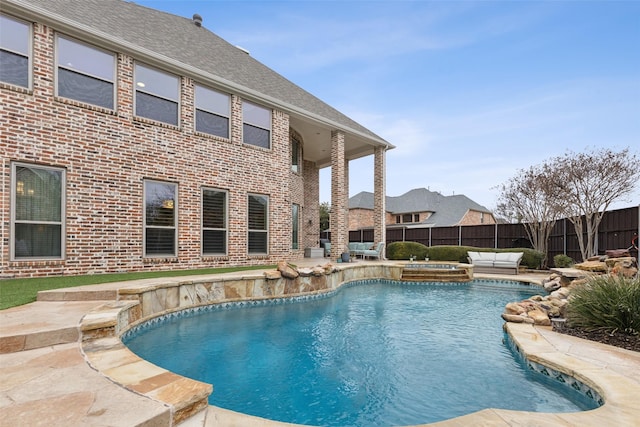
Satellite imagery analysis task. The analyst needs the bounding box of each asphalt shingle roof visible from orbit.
[349,188,492,227]
[10,0,387,145]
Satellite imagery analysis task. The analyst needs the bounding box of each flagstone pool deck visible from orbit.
[1,261,639,426]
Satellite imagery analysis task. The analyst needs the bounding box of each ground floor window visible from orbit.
[11,163,65,259]
[292,203,299,249]
[248,194,268,254]
[202,188,227,255]
[144,180,177,257]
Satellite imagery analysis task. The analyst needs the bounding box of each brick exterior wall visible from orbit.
[0,22,319,277]
[458,210,496,226]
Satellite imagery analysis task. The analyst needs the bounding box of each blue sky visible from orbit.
[139,0,640,211]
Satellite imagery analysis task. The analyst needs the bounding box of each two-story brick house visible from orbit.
[1,0,392,277]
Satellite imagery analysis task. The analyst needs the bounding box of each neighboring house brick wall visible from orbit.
[349,208,375,230]
[0,23,305,277]
[458,210,496,226]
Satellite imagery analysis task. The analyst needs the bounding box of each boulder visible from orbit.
[264,270,282,280]
[505,302,526,315]
[574,260,608,273]
[277,261,299,279]
[605,249,630,258]
[527,309,551,326]
[502,313,534,324]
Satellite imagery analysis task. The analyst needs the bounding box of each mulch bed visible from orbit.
[559,327,640,352]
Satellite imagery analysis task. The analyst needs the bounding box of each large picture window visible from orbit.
[292,204,299,250]
[11,163,65,259]
[242,101,271,149]
[144,180,177,257]
[248,194,268,254]
[195,84,230,138]
[135,63,179,126]
[202,188,227,255]
[0,14,30,88]
[56,35,115,109]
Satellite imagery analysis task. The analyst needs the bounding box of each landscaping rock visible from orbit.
[277,261,299,279]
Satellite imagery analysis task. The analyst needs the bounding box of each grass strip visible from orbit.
[0,266,275,310]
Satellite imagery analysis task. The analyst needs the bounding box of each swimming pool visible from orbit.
[124,279,599,426]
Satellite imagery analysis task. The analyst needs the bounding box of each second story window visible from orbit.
[57,35,115,109]
[195,84,230,138]
[0,14,30,88]
[242,101,271,149]
[291,137,301,173]
[135,63,179,126]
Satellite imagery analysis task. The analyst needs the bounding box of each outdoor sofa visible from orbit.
[349,242,385,260]
[467,251,523,275]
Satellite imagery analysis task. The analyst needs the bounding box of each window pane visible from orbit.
[196,109,229,138]
[195,85,229,116]
[136,91,178,126]
[248,195,267,230]
[292,204,299,250]
[203,230,226,254]
[291,139,300,172]
[203,189,226,228]
[13,164,64,260]
[58,68,114,109]
[15,166,62,222]
[248,231,267,254]
[135,63,178,101]
[145,181,176,227]
[0,15,29,55]
[15,223,62,257]
[243,123,270,149]
[0,50,28,87]
[58,36,114,81]
[243,102,270,128]
[145,228,176,255]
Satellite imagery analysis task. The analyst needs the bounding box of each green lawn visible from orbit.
[0,266,275,310]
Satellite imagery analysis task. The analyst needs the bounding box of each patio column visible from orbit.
[374,146,386,256]
[330,130,347,259]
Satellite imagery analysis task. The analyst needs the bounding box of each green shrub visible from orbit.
[426,245,474,262]
[554,254,574,268]
[566,275,640,335]
[386,241,429,260]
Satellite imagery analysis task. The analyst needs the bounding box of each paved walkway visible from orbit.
[1,263,639,426]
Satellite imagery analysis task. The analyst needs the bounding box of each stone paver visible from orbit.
[1,264,638,426]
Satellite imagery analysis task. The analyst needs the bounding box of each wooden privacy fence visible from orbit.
[344,206,639,264]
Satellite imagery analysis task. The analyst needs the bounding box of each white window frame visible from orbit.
[143,180,178,257]
[202,188,228,256]
[291,137,301,173]
[0,13,32,89]
[10,162,66,260]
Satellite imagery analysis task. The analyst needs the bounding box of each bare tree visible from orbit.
[496,165,560,268]
[546,147,639,261]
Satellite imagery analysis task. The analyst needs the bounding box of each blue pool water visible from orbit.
[125,280,599,426]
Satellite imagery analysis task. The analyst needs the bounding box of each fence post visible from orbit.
[494,223,498,249]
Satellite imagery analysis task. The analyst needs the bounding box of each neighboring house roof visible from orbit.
[5,0,392,165]
[349,188,493,227]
